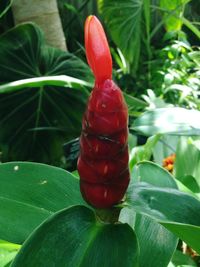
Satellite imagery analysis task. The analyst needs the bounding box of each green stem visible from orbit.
[143,0,152,87]
[95,207,122,224]
[33,86,43,144]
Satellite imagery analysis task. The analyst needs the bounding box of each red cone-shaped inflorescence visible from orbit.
[77,15,130,208]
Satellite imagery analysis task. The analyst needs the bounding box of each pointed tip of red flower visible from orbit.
[84,15,112,85]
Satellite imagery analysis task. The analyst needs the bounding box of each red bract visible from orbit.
[77,15,130,208]
[84,16,112,85]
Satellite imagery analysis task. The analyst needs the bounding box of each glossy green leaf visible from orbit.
[0,23,92,164]
[132,161,177,188]
[170,250,197,267]
[0,240,20,267]
[178,175,200,194]
[122,161,178,267]
[120,207,177,267]
[63,138,80,171]
[98,0,143,73]
[160,0,188,32]
[127,182,200,253]
[124,92,148,110]
[129,135,161,171]
[135,214,177,267]
[0,0,12,18]
[0,162,86,244]
[152,135,178,165]
[0,76,92,94]
[132,108,200,136]
[0,241,20,251]
[0,249,18,267]
[11,206,139,267]
[174,137,200,191]
[127,182,200,225]
[163,223,200,256]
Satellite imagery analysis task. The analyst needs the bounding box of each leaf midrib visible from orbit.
[76,224,104,267]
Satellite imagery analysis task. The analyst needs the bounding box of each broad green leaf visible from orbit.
[177,175,200,194]
[175,179,199,199]
[120,208,178,267]
[0,240,20,267]
[132,161,177,188]
[124,92,148,110]
[11,206,139,267]
[0,162,86,244]
[135,214,177,267]
[170,250,197,267]
[0,23,93,164]
[132,108,200,136]
[129,135,161,171]
[122,161,178,267]
[0,0,12,18]
[127,182,200,253]
[0,76,92,94]
[0,241,20,251]
[63,138,80,171]
[0,249,18,267]
[163,223,200,256]
[127,182,200,225]
[160,0,188,32]
[0,24,92,83]
[152,135,178,166]
[98,0,143,73]
[174,137,200,190]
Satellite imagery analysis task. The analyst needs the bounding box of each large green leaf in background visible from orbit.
[131,161,177,188]
[127,180,200,254]
[121,162,178,267]
[128,182,200,226]
[132,108,200,136]
[152,135,178,165]
[174,137,200,193]
[0,23,93,164]
[98,0,143,73]
[160,0,188,32]
[11,206,139,267]
[0,162,86,244]
[129,135,161,171]
[126,162,200,258]
[0,0,12,18]
[170,250,197,267]
[0,240,20,267]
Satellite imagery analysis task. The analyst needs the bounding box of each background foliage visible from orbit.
[0,0,200,266]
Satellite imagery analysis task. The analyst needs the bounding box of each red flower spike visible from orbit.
[84,15,112,85]
[78,15,130,209]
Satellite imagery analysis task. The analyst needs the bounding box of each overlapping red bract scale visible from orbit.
[77,16,130,208]
[78,146,129,183]
[78,80,130,208]
[80,128,128,159]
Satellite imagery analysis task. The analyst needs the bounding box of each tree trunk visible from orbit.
[12,0,67,51]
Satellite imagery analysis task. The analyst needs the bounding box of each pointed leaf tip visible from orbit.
[84,15,112,85]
